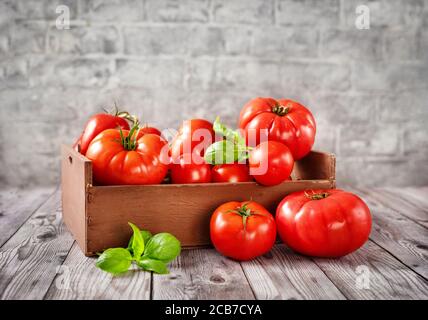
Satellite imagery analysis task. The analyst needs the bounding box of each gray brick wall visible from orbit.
[1,0,427,187]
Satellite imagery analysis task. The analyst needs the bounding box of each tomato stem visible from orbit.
[119,124,140,151]
[304,191,330,200]
[272,104,290,116]
[228,203,265,231]
[104,101,140,127]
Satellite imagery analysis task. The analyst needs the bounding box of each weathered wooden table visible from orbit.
[0,186,427,300]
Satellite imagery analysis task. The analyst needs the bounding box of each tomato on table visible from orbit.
[276,189,372,258]
[238,97,316,160]
[211,164,252,183]
[170,119,214,162]
[210,201,276,261]
[249,141,294,186]
[170,154,212,184]
[86,127,168,185]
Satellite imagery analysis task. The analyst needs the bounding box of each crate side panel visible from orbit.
[85,179,334,254]
[292,151,336,180]
[61,145,92,254]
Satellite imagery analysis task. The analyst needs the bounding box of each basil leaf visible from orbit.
[128,222,144,261]
[213,117,245,145]
[144,233,181,263]
[96,248,132,275]
[204,140,248,165]
[127,230,152,254]
[137,257,169,274]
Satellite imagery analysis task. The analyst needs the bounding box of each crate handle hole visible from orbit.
[68,156,73,164]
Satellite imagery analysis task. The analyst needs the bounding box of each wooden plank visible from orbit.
[152,247,255,300]
[0,190,75,300]
[354,187,428,228]
[0,187,54,247]
[44,242,151,300]
[347,187,428,280]
[386,187,428,212]
[402,187,428,204]
[240,245,346,300]
[314,241,428,299]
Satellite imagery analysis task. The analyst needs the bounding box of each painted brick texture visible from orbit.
[0,0,427,187]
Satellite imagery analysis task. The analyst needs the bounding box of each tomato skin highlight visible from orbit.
[86,129,168,185]
[249,141,294,186]
[170,119,214,162]
[170,154,212,184]
[75,113,130,155]
[211,164,252,183]
[210,201,276,261]
[238,97,316,160]
[276,189,372,258]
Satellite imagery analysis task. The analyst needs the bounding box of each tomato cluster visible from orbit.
[74,98,371,261]
[74,97,317,186]
[210,190,371,261]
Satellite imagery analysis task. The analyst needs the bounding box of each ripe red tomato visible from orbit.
[86,129,168,185]
[276,189,372,258]
[140,126,161,136]
[238,97,316,160]
[74,112,132,155]
[170,119,214,162]
[170,154,211,184]
[137,133,170,165]
[211,164,252,183]
[249,141,294,186]
[210,201,276,261]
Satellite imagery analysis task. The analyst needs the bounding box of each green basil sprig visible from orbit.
[96,222,181,275]
[204,117,250,165]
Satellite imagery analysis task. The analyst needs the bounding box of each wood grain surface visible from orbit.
[1,186,427,300]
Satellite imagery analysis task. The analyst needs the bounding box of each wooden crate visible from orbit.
[61,145,336,256]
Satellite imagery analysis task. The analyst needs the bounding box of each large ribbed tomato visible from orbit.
[86,128,168,185]
[276,189,372,258]
[238,97,316,160]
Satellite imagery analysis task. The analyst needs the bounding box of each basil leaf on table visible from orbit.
[96,248,132,275]
[137,257,169,274]
[144,233,181,263]
[128,222,145,260]
[127,229,152,255]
